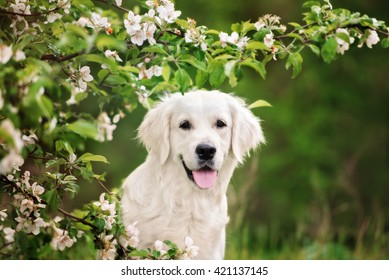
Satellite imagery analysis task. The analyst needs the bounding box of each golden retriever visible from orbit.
[121,90,264,259]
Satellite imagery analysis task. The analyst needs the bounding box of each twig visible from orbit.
[41,50,86,62]
[58,208,96,229]
[96,178,112,195]
[94,0,130,13]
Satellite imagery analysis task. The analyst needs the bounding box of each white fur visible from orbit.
[121,90,264,259]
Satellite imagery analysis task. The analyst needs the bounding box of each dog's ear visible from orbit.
[138,99,171,164]
[227,94,265,163]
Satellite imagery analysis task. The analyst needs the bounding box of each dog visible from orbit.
[121,90,264,259]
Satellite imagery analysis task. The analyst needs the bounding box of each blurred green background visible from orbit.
[76,0,389,259]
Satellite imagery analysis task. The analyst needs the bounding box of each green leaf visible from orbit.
[80,166,94,182]
[302,1,321,9]
[44,189,60,212]
[174,68,191,93]
[195,70,208,88]
[179,54,207,72]
[308,44,321,56]
[67,119,98,140]
[321,37,338,64]
[335,32,351,44]
[240,59,266,79]
[162,64,171,81]
[96,33,126,52]
[55,140,74,154]
[285,52,303,79]
[245,41,268,50]
[249,99,272,109]
[209,63,226,87]
[129,249,150,258]
[93,218,105,233]
[79,153,109,164]
[140,45,168,55]
[381,38,389,48]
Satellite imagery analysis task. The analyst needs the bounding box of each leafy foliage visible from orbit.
[0,0,387,259]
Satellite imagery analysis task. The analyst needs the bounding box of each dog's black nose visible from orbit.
[196,143,216,160]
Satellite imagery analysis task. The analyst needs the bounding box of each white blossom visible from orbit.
[0,150,24,175]
[0,209,7,222]
[10,0,31,15]
[77,66,93,91]
[124,11,142,34]
[129,29,147,46]
[96,113,117,142]
[140,65,163,80]
[118,221,140,248]
[22,132,38,145]
[99,234,117,260]
[3,227,15,244]
[335,28,355,55]
[227,31,239,45]
[143,22,157,45]
[255,19,266,31]
[366,30,380,48]
[181,236,199,260]
[30,182,45,198]
[154,240,167,256]
[94,193,116,215]
[125,221,140,237]
[67,84,84,105]
[51,228,77,251]
[0,44,13,64]
[57,0,71,14]
[236,36,249,49]
[115,0,122,6]
[14,49,26,61]
[45,12,62,24]
[68,153,77,164]
[219,32,248,49]
[219,32,229,48]
[104,50,123,62]
[156,1,181,24]
[185,26,208,51]
[15,216,46,235]
[20,198,34,213]
[264,33,275,48]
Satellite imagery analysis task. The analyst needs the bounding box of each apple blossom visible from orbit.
[264,33,275,48]
[181,236,199,260]
[335,28,355,55]
[366,30,380,48]
[0,44,13,64]
[96,113,117,142]
[94,193,116,215]
[0,209,7,222]
[99,234,117,260]
[124,11,142,34]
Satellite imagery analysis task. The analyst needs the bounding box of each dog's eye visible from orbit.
[216,119,227,128]
[179,120,191,130]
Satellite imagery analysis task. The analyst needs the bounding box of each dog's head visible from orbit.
[138,90,265,189]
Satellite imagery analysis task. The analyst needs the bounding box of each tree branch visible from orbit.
[41,50,86,62]
[57,208,96,229]
[94,0,130,13]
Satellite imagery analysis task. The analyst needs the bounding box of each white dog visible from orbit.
[121,90,264,259]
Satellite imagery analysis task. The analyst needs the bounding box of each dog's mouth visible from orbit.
[182,159,218,189]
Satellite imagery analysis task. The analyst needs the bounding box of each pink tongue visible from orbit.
[192,170,217,189]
